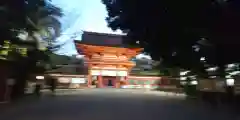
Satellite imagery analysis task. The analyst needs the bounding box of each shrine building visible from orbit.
[74,31,143,88]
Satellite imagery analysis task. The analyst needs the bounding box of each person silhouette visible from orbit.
[50,78,56,94]
[108,79,113,86]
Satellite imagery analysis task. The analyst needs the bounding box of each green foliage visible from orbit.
[184,85,197,97]
[0,0,63,64]
[0,0,66,99]
[131,70,162,76]
[102,0,240,73]
[0,0,65,78]
[0,40,29,60]
[46,53,71,69]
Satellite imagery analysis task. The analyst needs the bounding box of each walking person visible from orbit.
[35,76,45,96]
[34,81,42,96]
[50,78,57,95]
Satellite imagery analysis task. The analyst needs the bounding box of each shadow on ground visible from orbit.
[0,89,239,120]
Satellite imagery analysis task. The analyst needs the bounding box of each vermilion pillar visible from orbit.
[125,68,131,85]
[87,75,92,87]
[87,63,93,87]
[98,75,103,88]
[115,76,120,88]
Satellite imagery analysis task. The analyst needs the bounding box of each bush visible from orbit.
[184,85,197,96]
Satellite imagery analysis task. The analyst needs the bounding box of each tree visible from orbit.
[102,0,210,66]
[0,0,64,99]
[102,0,240,75]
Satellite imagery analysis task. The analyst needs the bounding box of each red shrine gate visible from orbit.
[74,43,142,88]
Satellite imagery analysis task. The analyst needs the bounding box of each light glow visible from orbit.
[200,57,205,61]
[180,77,187,80]
[36,76,44,80]
[190,81,198,85]
[226,78,234,86]
[180,71,190,76]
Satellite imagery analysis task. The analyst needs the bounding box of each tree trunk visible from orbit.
[11,73,27,100]
[218,64,225,78]
[11,59,31,100]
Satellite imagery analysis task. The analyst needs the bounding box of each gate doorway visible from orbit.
[102,76,117,88]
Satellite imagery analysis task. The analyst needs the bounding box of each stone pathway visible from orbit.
[0,89,237,120]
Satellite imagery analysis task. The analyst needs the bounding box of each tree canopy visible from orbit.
[0,0,64,71]
[102,0,240,71]
[0,0,62,43]
[0,0,65,98]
